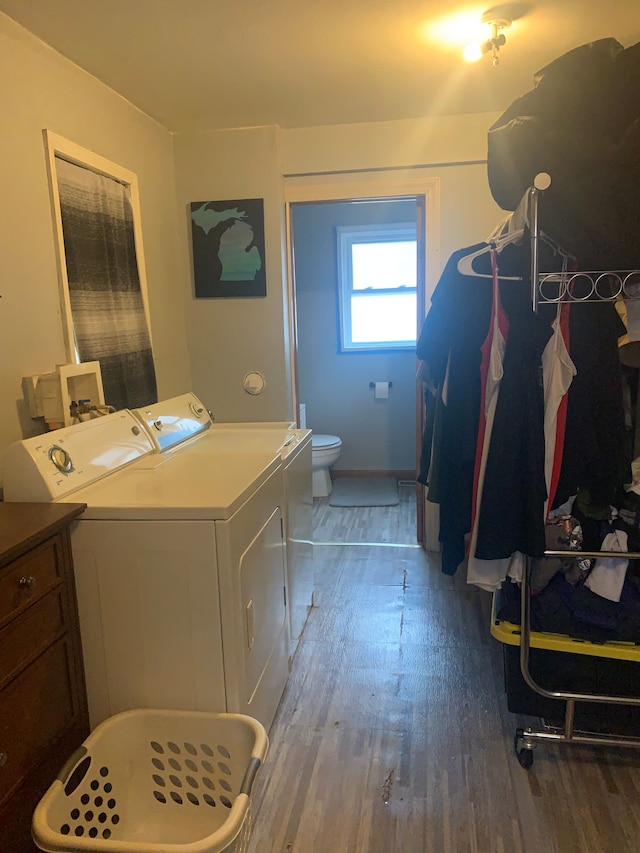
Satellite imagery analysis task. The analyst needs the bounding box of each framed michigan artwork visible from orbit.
[190,198,267,298]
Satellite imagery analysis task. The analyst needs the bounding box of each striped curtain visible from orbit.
[55,156,157,411]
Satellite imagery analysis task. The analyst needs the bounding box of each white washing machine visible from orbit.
[131,393,314,657]
[3,407,291,732]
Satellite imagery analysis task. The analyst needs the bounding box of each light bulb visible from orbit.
[463,41,483,63]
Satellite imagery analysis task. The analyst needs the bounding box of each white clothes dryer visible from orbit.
[132,393,313,657]
[3,408,290,732]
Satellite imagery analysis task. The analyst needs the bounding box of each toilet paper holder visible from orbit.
[370,381,392,400]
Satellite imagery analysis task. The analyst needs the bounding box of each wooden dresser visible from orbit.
[0,502,88,852]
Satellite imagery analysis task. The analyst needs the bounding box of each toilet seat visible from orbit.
[312,434,342,450]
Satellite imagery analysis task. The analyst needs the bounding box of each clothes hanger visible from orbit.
[456,230,525,280]
[457,231,574,280]
[457,187,530,279]
[458,183,575,279]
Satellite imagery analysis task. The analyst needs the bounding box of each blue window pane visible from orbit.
[351,241,416,291]
[350,293,416,344]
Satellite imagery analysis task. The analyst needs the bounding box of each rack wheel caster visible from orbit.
[514,729,534,769]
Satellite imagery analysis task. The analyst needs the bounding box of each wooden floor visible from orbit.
[247,483,640,853]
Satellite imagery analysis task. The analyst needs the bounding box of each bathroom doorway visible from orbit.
[284,174,440,548]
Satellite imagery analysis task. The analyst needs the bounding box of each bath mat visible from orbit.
[329,477,399,507]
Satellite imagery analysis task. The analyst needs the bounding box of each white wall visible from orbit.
[173,126,292,422]
[280,113,502,176]
[170,115,506,428]
[281,114,506,278]
[0,13,191,481]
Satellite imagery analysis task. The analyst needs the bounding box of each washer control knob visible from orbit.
[189,402,205,418]
[153,420,163,431]
[49,445,73,473]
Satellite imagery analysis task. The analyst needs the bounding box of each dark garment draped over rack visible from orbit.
[417,237,632,576]
[417,243,490,573]
[417,240,553,574]
[551,300,630,511]
[487,37,640,271]
[474,286,550,560]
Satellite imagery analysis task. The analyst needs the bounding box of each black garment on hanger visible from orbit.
[417,241,543,574]
[417,243,493,574]
[474,273,552,561]
[551,301,631,512]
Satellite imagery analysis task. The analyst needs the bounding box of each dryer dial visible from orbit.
[49,445,73,473]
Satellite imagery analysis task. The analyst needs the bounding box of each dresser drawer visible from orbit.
[0,536,64,627]
[0,589,68,689]
[0,637,78,804]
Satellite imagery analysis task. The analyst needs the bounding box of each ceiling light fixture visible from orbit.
[463,3,529,67]
[481,12,511,66]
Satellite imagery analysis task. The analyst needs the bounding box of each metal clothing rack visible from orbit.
[503,173,640,768]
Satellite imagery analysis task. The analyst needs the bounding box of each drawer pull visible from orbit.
[0,753,7,767]
[18,576,37,590]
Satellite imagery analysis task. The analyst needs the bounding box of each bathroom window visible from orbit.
[336,222,417,352]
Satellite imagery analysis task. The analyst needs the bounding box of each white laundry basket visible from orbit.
[32,709,268,853]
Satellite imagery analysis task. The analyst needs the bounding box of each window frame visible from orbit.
[43,129,153,363]
[336,221,417,353]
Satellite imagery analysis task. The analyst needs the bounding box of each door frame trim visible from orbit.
[284,172,441,548]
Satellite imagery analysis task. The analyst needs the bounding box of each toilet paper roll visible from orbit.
[374,381,389,400]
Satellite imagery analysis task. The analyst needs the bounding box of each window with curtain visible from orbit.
[45,132,157,411]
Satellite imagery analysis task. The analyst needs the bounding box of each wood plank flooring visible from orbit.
[246,483,640,852]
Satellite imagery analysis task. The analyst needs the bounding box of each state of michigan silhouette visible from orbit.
[190,198,266,297]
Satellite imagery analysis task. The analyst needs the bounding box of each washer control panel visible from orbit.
[3,410,156,502]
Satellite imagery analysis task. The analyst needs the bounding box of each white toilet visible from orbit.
[311,434,343,497]
[299,404,342,497]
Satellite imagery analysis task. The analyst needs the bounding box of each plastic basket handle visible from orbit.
[240,757,262,796]
[56,746,88,783]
